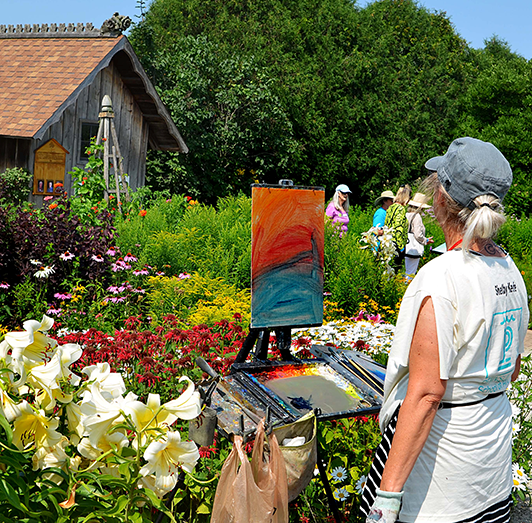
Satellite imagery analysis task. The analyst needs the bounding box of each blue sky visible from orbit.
[3,0,531,59]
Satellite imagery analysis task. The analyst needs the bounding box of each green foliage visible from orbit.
[455,38,532,216]
[119,195,252,289]
[324,206,406,315]
[147,272,251,327]
[0,167,32,205]
[131,0,472,203]
[508,355,532,503]
[140,35,296,202]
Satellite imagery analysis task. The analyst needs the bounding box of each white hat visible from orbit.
[408,192,431,209]
[336,184,351,193]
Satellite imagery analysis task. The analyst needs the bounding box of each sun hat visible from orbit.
[335,184,352,194]
[374,190,395,207]
[424,137,512,210]
[408,192,430,209]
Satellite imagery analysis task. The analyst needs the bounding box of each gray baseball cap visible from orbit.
[424,137,512,210]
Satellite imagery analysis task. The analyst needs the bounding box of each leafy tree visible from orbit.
[456,36,532,216]
[142,35,297,201]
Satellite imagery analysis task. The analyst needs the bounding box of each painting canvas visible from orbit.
[251,184,324,329]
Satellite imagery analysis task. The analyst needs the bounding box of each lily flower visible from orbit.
[82,362,126,398]
[160,376,201,421]
[140,430,199,491]
[13,401,62,450]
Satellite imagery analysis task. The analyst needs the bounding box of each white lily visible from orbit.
[140,430,199,490]
[0,388,21,422]
[77,430,129,460]
[12,401,62,450]
[82,362,126,398]
[160,376,201,421]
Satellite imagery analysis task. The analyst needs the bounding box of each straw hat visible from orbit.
[408,192,431,209]
[374,190,395,207]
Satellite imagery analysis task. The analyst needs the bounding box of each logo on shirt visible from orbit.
[494,281,517,296]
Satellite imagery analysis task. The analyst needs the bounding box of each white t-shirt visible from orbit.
[380,249,529,522]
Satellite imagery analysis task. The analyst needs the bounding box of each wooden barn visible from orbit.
[0,17,188,202]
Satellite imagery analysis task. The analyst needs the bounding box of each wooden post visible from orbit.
[96,95,129,206]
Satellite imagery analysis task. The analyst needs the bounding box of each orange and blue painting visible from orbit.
[251,185,324,329]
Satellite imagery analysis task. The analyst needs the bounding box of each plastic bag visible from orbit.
[273,411,317,502]
[211,419,289,523]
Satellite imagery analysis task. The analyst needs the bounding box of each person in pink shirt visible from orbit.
[325,184,351,236]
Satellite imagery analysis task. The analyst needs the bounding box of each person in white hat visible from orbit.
[404,192,434,279]
[325,184,351,236]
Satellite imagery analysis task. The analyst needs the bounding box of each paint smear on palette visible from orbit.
[251,186,324,329]
[251,364,365,415]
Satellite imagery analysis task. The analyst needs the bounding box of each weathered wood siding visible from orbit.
[0,137,30,171]
[27,60,148,204]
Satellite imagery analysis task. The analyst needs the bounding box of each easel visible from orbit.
[95,95,130,211]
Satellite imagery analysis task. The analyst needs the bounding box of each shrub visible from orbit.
[0,167,32,204]
[146,273,251,328]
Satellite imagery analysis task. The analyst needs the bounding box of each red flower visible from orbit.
[49,203,58,210]
[139,210,147,217]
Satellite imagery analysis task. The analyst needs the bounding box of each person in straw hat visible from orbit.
[373,190,395,233]
[404,192,434,279]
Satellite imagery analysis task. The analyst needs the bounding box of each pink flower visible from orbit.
[178,273,191,279]
[60,251,75,261]
[0,282,10,289]
[91,254,104,263]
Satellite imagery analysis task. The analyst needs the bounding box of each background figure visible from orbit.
[325,184,351,236]
[361,137,528,523]
[384,185,411,268]
[373,190,395,233]
[404,192,434,279]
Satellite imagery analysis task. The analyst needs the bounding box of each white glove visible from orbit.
[366,488,403,523]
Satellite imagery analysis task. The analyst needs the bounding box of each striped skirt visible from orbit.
[359,407,512,523]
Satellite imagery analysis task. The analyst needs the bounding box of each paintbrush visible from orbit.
[340,354,384,396]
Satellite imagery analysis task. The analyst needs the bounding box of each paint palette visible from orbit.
[208,357,382,439]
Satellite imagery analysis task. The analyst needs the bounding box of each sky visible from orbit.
[2,0,531,60]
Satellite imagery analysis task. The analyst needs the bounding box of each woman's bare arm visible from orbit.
[379,296,447,492]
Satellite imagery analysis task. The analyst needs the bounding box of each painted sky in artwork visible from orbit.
[251,186,324,329]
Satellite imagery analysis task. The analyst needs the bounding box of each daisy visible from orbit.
[91,254,104,263]
[0,282,9,289]
[60,251,75,261]
[512,463,529,486]
[124,253,138,263]
[512,421,521,440]
[333,487,350,502]
[133,268,150,276]
[30,259,42,266]
[34,265,55,279]
[106,248,117,257]
[331,466,348,482]
[355,475,367,494]
[178,273,190,279]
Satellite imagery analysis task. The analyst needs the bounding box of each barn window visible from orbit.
[79,122,99,161]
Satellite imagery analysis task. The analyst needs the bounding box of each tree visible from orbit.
[129,0,478,202]
[456,37,532,216]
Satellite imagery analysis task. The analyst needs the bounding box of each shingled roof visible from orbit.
[0,26,188,152]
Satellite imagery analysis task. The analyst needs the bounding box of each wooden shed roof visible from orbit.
[0,33,188,152]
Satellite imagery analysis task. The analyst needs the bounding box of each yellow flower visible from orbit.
[13,401,62,450]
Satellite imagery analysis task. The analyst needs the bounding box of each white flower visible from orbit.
[331,466,348,482]
[512,421,521,441]
[160,376,201,421]
[34,265,55,279]
[333,487,350,501]
[12,401,62,450]
[512,463,529,490]
[511,403,521,418]
[355,474,367,494]
[140,431,199,494]
[30,259,42,266]
[82,362,126,399]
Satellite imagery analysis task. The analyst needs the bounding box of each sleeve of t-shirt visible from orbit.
[388,263,458,380]
[325,203,337,220]
[373,208,385,228]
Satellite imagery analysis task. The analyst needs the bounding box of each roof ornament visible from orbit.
[100,13,132,36]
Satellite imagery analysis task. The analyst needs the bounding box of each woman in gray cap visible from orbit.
[361,137,529,523]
